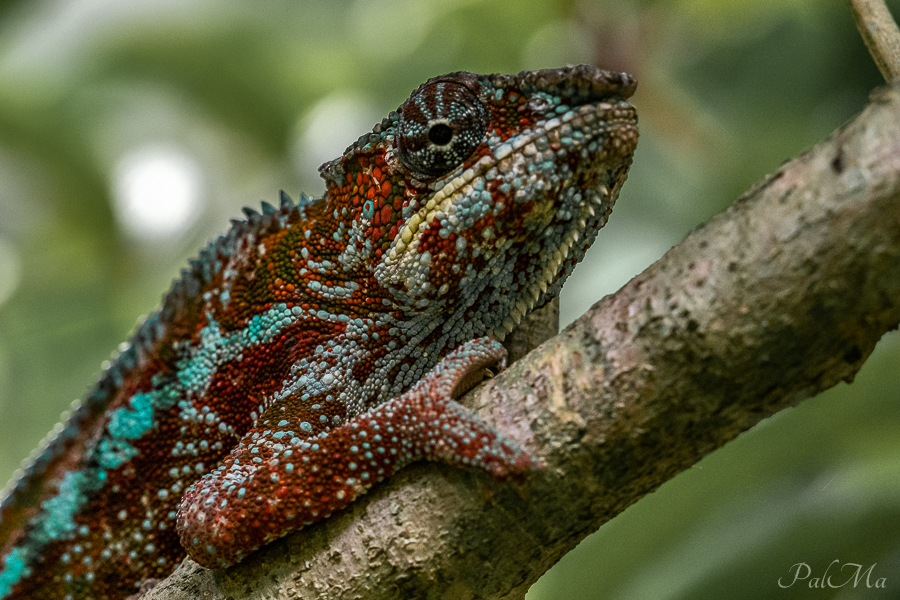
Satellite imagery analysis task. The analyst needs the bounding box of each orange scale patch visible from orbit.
[418,222,458,258]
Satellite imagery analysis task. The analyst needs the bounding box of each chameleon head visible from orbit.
[321,65,638,339]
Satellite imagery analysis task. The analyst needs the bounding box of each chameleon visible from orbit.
[0,64,638,599]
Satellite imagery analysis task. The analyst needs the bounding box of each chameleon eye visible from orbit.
[428,123,453,146]
[397,81,488,178]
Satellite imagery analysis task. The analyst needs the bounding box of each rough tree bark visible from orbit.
[143,82,900,600]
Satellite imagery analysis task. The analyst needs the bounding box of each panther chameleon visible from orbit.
[0,64,638,599]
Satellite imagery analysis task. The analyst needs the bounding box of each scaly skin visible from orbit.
[0,65,638,598]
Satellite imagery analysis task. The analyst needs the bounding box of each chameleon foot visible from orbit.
[177,337,539,568]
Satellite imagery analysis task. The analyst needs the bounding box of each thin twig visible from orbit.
[846,0,900,81]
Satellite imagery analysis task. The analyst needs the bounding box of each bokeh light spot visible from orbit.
[112,144,204,241]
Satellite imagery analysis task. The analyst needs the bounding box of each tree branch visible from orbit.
[846,0,900,81]
[144,84,900,600]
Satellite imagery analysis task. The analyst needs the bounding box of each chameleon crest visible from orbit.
[0,65,637,598]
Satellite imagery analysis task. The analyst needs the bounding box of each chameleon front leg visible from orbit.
[177,337,539,569]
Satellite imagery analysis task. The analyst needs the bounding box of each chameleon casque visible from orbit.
[0,65,637,599]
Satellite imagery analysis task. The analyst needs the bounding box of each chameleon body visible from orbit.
[0,65,637,599]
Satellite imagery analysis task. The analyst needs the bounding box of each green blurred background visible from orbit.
[0,0,898,598]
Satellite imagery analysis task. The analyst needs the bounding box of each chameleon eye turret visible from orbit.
[397,80,489,178]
